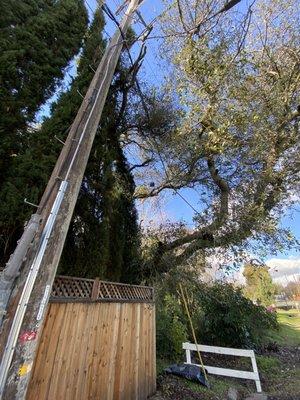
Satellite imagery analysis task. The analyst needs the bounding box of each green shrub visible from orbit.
[156,293,188,360]
[155,276,279,359]
[195,282,279,348]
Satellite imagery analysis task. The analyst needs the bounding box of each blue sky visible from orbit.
[40,0,300,280]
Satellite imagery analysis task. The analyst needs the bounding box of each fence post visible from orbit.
[250,351,262,392]
[91,278,100,301]
[186,348,191,364]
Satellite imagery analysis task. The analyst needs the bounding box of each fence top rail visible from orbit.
[183,342,262,393]
[50,275,154,303]
[183,342,254,357]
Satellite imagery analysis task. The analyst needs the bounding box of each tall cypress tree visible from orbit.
[1,8,140,281]
[0,0,88,139]
[56,10,140,282]
[0,0,88,267]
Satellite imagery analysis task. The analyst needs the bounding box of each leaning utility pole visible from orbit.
[0,1,143,398]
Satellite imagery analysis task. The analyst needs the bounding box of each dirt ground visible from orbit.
[151,345,300,400]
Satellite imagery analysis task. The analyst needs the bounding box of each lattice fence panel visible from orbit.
[51,276,154,303]
[51,276,94,299]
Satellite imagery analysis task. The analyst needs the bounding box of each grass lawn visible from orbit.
[268,309,300,346]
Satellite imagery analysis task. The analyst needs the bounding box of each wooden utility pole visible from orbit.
[0,1,143,398]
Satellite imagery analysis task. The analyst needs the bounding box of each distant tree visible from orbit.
[155,268,278,353]
[274,283,285,296]
[284,279,300,299]
[243,264,276,306]
[0,0,88,267]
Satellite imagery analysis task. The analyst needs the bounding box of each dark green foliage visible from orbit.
[11,8,140,281]
[0,0,88,267]
[54,10,140,281]
[59,117,141,281]
[155,273,279,359]
[156,293,188,360]
[0,0,87,159]
[195,282,278,348]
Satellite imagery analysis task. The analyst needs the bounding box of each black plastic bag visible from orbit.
[164,363,209,387]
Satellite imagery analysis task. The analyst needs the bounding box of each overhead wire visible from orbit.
[133,17,166,83]
[102,3,201,215]
[84,0,112,39]
[84,0,95,14]
[111,0,121,9]
[131,0,244,41]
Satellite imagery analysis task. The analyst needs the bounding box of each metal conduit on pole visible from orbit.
[0,214,40,326]
[0,1,144,398]
[0,181,67,397]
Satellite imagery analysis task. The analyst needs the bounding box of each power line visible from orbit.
[84,0,94,14]
[84,0,112,38]
[133,18,165,83]
[111,0,120,9]
[102,3,201,215]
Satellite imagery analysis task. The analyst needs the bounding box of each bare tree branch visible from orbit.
[129,158,153,171]
[206,156,230,222]
[176,0,189,33]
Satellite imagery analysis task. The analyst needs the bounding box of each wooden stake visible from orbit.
[179,283,209,384]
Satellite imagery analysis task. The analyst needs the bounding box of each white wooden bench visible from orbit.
[183,342,262,392]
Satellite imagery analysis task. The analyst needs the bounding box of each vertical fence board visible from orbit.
[27,302,58,400]
[65,303,86,399]
[75,303,95,400]
[152,304,157,394]
[32,303,67,400]
[138,304,145,400]
[98,303,112,400]
[112,303,124,398]
[107,303,121,400]
[63,303,81,399]
[147,305,151,397]
[133,303,140,400]
[49,302,75,399]
[129,304,138,399]
[84,303,102,400]
[119,303,131,400]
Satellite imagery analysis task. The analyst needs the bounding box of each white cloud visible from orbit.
[266,257,300,284]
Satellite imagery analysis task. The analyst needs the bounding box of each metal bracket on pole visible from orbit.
[24,199,39,208]
[54,135,66,145]
[77,89,84,99]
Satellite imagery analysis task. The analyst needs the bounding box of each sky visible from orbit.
[39,0,300,283]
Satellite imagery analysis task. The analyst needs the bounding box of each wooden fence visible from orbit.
[26,276,156,400]
[183,342,262,392]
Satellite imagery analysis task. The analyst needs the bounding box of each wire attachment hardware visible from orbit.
[24,199,39,208]
[77,89,84,99]
[54,135,65,145]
